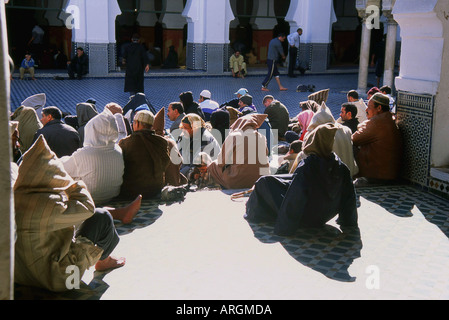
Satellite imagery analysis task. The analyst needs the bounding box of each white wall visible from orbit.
[286,0,336,44]
[183,0,234,44]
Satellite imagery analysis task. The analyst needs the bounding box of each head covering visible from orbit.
[85,98,96,105]
[300,100,320,113]
[226,107,243,126]
[21,93,46,118]
[370,92,390,107]
[307,102,335,132]
[134,110,155,126]
[21,93,46,109]
[181,113,206,131]
[153,107,165,136]
[10,106,43,153]
[84,109,119,147]
[284,131,300,144]
[235,88,248,96]
[230,114,268,132]
[210,108,230,144]
[367,87,380,96]
[302,123,338,158]
[76,102,98,127]
[297,109,314,130]
[239,94,253,106]
[9,121,19,136]
[200,90,211,99]
[179,91,194,105]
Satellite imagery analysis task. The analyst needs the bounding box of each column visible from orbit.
[382,14,398,89]
[393,0,446,190]
[182,0,234,74]
[65,0,121,75]
[357,15,372,94]
[0,0,14,300]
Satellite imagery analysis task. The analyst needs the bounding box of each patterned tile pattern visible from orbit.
[13,184,449,299]
[396,91,434,186]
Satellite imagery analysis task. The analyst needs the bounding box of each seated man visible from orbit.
[220,87,248,110]
[198,90,219,122]
[33,106,80,158]
[177,113,221,177]
[10,104,42,154]
[262,95,290,139]
[380,85,396,113]
[245,123,358,236]
[167,102,185,133]
[352,92,402,185]
[67,47,89,80]
[275,140,302,174]
[14,135,128,292]
[229,50,247,78]
[60,106,126,206]
[118,110,172,200]
[346,90,367,124]
[19,53,36,80]
[179,91,206,120]
[207,114,270,189]
[291,102,358,178]
[339,103,359,134]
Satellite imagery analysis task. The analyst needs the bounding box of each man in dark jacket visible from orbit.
[67,47,89,80]
[33,106,80,158]
[123,34,150,96]
[339,103,359,134]
[179,91,206,120]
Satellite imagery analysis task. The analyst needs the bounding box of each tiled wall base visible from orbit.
[396,91,449,199]
[300,43,331,73]
[72,42,118,76]
[186,43,230,75]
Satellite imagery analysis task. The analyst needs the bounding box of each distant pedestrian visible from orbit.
[262,33,288,92]
[287,28,304,77]
[123,34,150,96]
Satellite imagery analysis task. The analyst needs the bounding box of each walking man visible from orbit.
[123,34,150,96]
[262,33,288,92]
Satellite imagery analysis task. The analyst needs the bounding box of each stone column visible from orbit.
[182,0,234,74]
[66,0,121,75]
[0,0,14,300]
[357,16,372,94]
[382,13,398,89]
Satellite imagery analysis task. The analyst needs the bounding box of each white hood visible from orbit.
[83,108,119,147]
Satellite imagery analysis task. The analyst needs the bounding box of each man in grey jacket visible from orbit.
[261,33,288,92]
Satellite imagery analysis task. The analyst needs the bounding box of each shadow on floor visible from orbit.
[247,221,362,282]
[355,184,449,238]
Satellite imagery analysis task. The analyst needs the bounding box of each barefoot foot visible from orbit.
[110,194,142,224]
[95,256,126,271]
